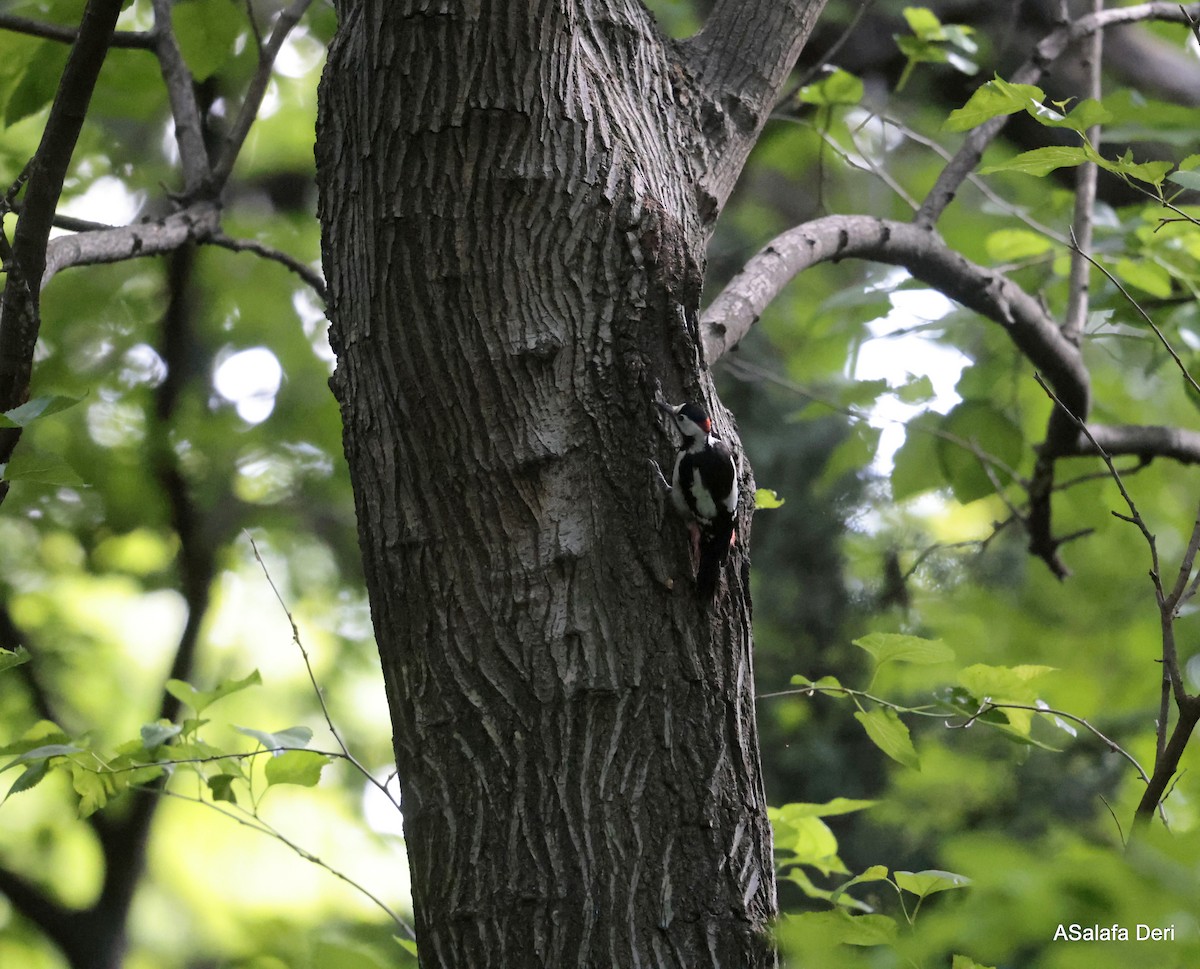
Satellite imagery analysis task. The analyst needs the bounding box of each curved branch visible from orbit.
[207,232,326,301]
[702,214,1088,417]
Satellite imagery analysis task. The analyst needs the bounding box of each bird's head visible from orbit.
[657,400,712,440]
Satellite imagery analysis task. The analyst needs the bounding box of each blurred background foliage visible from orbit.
[2,0,1200,966]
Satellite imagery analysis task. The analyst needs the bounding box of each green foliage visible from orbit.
[895,7,978,91]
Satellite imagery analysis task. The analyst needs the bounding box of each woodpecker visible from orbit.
[655,400,738,599]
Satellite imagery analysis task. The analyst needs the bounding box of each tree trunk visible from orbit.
[316,2,777,965]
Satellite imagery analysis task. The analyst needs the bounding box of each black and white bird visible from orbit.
[655,400,739,599]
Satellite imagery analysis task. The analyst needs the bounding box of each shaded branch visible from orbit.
[211,0,316,190]
[0,0,125,502]
[207,233,326,301]
[150,0,211,194]
[679,0,831,219]
[0,12,153,48]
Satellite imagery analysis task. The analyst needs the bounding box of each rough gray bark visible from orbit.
[315,1,824,965]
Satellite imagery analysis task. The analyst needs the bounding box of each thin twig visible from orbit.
[247,534,400,811]
[759,684,1151,785]
[0,12,154,47]
[155,786,415,938]
[1070,239,1200,399]
[207,233,326,301]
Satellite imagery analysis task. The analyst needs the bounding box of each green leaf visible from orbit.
[4,41,69,127]
[771,814,847,875]
[903,6,943,38]
[789,673,845,694]
[236,724,315,751]
[3,761,50,801]
[140,722,182,750]
[952,955,996,969]
[0,720,73,756]
[980,144,1094,177]
[958,663,1055,702]
[958,664,1057,734]
[894,868,972,898]
[1113,257,1173,298]
[854,708,920,769]
[935,400,1024,504]
[799,68,863,107]
[264,750,328,787]
[1,743,82,773]
[208,773,239,804]
[891,411,946,500]
[830,865,891,907]
[893,374,934,404]
[395,938,419,957]
[70,762,113,817]
[772,798,877,819]
[172,0,243,81]
[0,395,82,428]
[791,910,899,946]
[166,670,262,714]
[2,450,86,487]
[985,228,1053,262]
[754,488,786,510]
[945,76,1045,131]
[817,425,880,491]
[0,645,30,675]
[1025,97,1111,133]
[853,633,954,666]
[1102,151,1171,186]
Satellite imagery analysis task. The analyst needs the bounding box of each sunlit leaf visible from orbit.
[854,708,920,770]
[853,632,954,666]
[166,670,262,714]
[236,724,315,752]
[264,749,328,787]
[980,145,1094,177]
[754,488,786,510]
[0,646,30,675]
[894,868,972,898]
[945,76,1044,131]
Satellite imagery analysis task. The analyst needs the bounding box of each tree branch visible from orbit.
[702,214,1088,419]
[0,0,125,501]
[679,0,831,219]
[0,12,153,48]
[150,0,211,195]
[210,0,315,191]
[208,232,326,301]
[42,202,222,284]
[916,1,1200,226]
[1062,0,1103,346]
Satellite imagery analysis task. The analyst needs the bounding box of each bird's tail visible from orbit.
[696,519,736,600]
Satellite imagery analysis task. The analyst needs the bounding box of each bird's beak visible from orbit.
[654,399,677,415]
